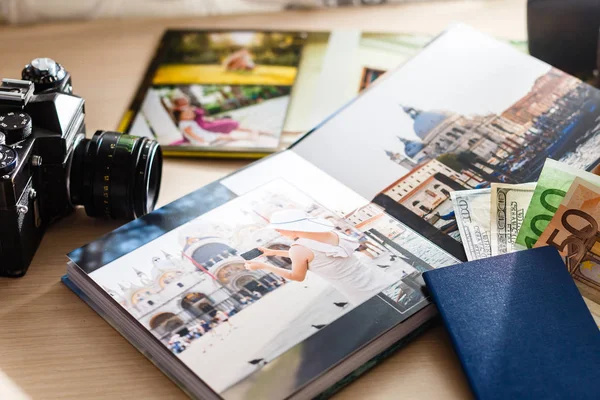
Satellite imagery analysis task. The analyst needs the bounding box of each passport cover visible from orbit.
[423,247,600,400]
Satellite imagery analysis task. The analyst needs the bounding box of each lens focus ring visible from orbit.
[70,130,162,220]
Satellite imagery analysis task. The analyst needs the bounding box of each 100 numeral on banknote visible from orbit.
[451,189,491,261]
[521,188,566,248]
[516,159,600,248]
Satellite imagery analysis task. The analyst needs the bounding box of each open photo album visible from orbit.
[65,24,600,400]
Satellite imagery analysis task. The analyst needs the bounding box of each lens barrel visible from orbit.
[70,131,162,220]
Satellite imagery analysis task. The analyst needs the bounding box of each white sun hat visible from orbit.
[267,209,335,233]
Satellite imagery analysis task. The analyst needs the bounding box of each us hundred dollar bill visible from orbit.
[451,188,492,261]
[490,182,536,256]
[516,159,600,249]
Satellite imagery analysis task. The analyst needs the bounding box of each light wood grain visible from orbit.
[0,1,525,398]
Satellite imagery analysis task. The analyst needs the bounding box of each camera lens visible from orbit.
[69,131,163,220]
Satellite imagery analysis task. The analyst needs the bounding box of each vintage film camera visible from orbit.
[0,58,163,277]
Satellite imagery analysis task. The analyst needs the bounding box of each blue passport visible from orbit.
[423,247,600,400]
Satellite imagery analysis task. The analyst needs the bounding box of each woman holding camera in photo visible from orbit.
[244,209,395,305]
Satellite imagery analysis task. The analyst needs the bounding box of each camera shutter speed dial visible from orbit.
[22,58,68,92]
[0,111,32,145]
[0,145,17,175]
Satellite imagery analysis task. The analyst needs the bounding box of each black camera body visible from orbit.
[0,59,162,277]
[0,75,83,276]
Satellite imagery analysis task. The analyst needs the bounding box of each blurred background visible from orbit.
[1,0,598,86]
[0,0,460,24]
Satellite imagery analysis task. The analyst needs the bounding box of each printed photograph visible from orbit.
[155,31,307,86]
[373,68,600,254]
[129,84,291,148]
[282,31,524,146]
[282,31,434,145]
[122,29,527,153]
[89,177,457,395]
[125,30,306,151]
[293,25,600,258]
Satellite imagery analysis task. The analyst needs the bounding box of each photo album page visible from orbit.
[72,147,458,398]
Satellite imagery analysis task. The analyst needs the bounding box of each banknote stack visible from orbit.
[451,158,600,323]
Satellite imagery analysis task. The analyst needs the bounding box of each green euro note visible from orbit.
[516,159,600,248]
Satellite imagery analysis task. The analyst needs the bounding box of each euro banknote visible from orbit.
[534,177,600,304]
[516,159,600,249]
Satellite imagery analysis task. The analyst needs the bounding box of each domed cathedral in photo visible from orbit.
[391,104,529,172]
[104,232,291,349]
[101,188,352,352]
[377,67,584,240]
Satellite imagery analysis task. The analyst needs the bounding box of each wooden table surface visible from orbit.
[0,1,526,398]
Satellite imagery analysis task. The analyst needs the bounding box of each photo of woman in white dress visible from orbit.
[244,209,396,305]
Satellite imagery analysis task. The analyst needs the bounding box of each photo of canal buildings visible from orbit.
[291,25,600,260]
[372,67,600,255]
